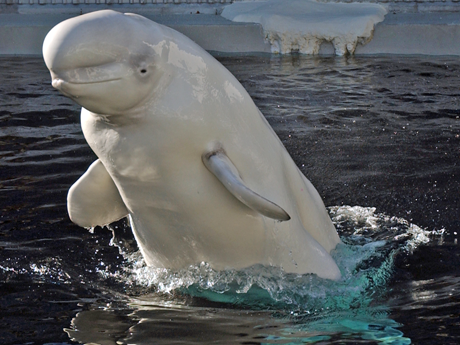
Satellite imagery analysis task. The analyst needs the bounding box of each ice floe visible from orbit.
[221,0,387,55]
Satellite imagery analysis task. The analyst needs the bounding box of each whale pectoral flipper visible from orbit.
[202,150,290,221]
[67,159,129,228]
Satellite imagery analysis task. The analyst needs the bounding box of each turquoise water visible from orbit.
[78,206,435,344]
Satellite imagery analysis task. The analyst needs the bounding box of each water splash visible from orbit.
[63,205,435,344]
[11,206,434,343]
[3,205,434,313]
[112,206,434,313]
[330,205,438,251]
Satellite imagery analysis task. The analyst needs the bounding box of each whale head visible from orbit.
[43,10,165,115]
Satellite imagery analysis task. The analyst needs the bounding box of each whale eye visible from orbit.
[140,68,147,74]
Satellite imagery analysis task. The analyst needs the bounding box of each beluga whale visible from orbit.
[43,10,342,280]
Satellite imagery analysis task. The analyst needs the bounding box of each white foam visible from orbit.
[329,205,433,251]
[221,0,387,55]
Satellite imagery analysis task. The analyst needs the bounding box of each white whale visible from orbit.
[43,10,341,280]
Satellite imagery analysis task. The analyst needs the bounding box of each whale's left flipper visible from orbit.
[67,159,129,228]
[203,150,290,221]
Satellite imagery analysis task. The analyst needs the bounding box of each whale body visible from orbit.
[43,10,341,280]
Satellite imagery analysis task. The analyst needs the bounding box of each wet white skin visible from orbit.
[43,10,342,280]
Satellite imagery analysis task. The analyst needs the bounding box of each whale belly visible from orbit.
[114,158,269,270]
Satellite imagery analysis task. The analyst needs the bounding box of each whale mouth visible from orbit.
[49,62,127,91]
[52,77,123,98]
[52,77,122,87]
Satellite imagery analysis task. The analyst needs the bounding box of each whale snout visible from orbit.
[42,10,162,114]
[51,77,78,99]
[43,10,136,76]
[51,77,64,90]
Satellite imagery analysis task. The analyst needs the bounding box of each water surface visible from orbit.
[0,55,459,344]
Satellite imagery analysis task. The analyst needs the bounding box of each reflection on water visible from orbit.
[0,55,459,344]
[66,303,407,345]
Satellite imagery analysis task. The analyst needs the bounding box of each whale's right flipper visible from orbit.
[202,150,290,221]
[67,159,129,228]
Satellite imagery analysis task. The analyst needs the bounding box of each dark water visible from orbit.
[0,55,459,344]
